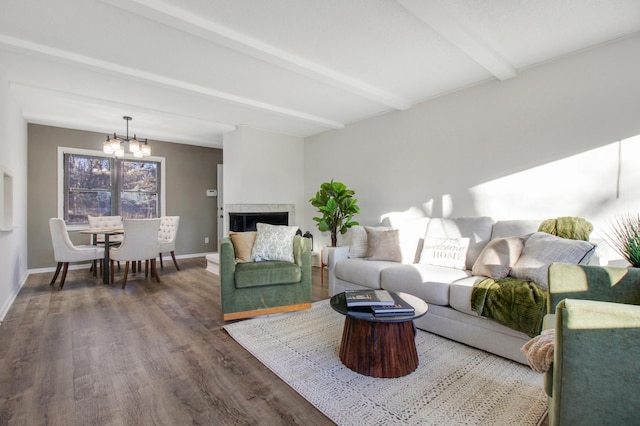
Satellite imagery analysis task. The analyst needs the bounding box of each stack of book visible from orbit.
[344,290,415,317]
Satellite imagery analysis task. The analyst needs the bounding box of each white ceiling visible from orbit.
[2,0,639,148]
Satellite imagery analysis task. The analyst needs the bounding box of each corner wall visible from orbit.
[0,69,28,319]
[222,126,305,234]
[304,34,640,250]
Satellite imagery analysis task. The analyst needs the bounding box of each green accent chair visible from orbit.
[220,235,312,321]
[545,263,640,425]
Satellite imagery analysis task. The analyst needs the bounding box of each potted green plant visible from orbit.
[309,180,360,247]
[604,214,640,267]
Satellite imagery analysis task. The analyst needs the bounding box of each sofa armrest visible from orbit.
[328,246,350,267]
[327,246,350,296]
[549,298,640,425]
[547,263,640,313]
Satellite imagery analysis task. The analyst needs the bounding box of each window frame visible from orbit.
[57,147,166,231]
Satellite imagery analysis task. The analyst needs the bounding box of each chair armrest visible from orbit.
[219,238,237,296]
[550,298,640,424]
[547,263,640,313]
[293,235,311,267]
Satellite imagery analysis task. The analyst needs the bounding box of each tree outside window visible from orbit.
[64,153,161,225]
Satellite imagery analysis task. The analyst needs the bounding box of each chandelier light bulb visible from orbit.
[103,138,114,154]
[129,137,140,153]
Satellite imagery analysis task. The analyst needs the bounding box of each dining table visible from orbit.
[79,227,124,284]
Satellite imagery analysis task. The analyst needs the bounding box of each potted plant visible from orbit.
[604,214,640,267]
[309,180,360,247]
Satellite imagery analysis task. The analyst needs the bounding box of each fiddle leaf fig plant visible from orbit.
[309,180,360,247]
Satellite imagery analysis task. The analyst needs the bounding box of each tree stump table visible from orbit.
[330,291,428,378]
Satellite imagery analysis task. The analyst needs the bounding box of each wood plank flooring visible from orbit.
[0,258,334,425]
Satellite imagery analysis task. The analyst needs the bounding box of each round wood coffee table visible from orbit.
[330,291,428,378]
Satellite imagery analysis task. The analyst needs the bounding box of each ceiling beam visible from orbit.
[0,34,344,130]
[398,0,517,80]
[101,0,413,110]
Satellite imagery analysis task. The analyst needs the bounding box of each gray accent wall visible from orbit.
[28,124,222,269]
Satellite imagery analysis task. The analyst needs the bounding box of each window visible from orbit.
[59,147,165,227]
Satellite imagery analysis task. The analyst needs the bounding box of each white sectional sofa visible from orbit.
[328,217,597,365]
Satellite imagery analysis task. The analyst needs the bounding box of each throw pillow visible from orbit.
[419,237,470,270]
[364,227,402,262]
[229,231,257,263]
[349,225,390,258]
[472,237,525,279]
[510,232,596,289]
[251,223,298,263]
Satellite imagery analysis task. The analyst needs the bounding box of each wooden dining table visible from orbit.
[79,227,124,284]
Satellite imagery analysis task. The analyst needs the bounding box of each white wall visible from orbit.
[304,34,640,254]
[0,66,29,319]
[222,126,305,232]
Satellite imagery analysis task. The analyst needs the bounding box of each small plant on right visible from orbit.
[605,214,640,268]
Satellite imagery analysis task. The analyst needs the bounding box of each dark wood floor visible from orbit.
[0,258,334,426]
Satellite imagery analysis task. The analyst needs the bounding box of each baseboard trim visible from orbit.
[223,303,312,321]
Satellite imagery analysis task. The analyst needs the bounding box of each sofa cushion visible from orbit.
[365,227,402,262]
[335,258,395,289]
[234,261,302,288]
[229,231,257,263]
[510,232,596,289]
[381,264,470,306]
[472,237,525,279]
[424,217,493,269]
[449,276,487,316]
[251,223,298,262]
[419,237,470,270]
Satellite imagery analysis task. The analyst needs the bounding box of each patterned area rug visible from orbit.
[223,300,547,426]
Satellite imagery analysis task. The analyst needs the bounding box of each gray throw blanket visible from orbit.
[471,277,547,337]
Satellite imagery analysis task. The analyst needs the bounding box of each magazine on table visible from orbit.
[370,293,415,316]
[344,289,395,307]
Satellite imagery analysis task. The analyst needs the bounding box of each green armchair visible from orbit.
[545,263,640,425]
[220,235,312,321]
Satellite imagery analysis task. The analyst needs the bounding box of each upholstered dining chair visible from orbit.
[49,218,105,290]
[158,216,180,270]
[109,218,161,289]
[87,215,124,245]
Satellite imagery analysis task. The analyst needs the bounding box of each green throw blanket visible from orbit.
[471,277,547,337]
[538,216,593,241]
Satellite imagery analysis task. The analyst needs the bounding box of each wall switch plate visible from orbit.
[205,237,209,244]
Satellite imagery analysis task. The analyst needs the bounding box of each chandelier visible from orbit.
[103,116,151,158]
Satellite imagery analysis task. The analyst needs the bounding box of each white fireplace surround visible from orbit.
[224,203,295,235]
[207,203,300,275]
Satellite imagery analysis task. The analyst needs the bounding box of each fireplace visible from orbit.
[225,203,295,234]
[229,212,288,232]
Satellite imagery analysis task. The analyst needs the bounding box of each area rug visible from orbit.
[223,300,547,426]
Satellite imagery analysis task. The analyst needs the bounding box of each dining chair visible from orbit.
[109,218,161,289]
[49,218,105,290]
[158,216,180,270]
[87,215,124,245]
